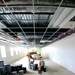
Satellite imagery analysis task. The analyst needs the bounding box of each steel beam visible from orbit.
[0,12,54,15]
[0,4,75,8]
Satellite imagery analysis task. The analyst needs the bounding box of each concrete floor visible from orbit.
[11,57,75,75]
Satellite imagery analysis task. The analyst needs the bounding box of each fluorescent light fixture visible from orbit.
[11,40,24,43]
[40,40,51,43]
[0,36,24,46]
[40,40,46,43]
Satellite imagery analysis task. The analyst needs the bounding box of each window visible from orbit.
[19,50,21,54]
[22,50,24,54]
[0,46,6,58]
[16,50,18,55]
[14,48,19,55]
[10,47,14,56]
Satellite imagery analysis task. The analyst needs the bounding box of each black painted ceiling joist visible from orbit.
[0,0,74,47]
[0,12,54,15]
[0,3,75,8]
[3,28,69,32]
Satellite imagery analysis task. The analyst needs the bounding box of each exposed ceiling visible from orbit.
[0,0,75,47]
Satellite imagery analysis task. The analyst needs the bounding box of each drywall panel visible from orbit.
[42,33,75,73]
[0,41,27,64]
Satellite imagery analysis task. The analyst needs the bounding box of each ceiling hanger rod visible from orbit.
[2,0,31,45]
[39,0,64,46]
[32,0,35,47]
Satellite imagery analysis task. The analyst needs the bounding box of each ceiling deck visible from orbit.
[0,0,75,47]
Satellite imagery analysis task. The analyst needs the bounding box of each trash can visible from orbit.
[18,70,24,75]
[23,67,26,73]
[38,70,42,74]
[12,71,17,75]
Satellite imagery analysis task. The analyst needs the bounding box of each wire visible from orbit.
[2,0,31,45]
[39,0,64,46]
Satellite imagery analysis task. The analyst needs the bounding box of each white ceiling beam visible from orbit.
[53,8,73,27]
[48,7,64,27]
[59,9,75,28]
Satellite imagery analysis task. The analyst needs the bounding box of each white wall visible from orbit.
[0,40,27,64]
[42,33,75,73]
